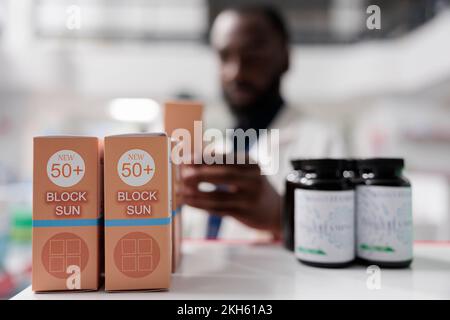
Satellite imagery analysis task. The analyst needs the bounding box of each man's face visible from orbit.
[211,11,288,112]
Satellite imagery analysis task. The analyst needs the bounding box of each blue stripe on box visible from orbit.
[33,218,101,228]
[104,217,171,227]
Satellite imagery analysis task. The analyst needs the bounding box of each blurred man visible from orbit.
[181,5,345,240]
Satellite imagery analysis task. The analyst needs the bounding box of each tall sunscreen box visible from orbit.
[164,100,203,163]
[32,136,102,292]
[164,100,203,271]
[104,133,171,291]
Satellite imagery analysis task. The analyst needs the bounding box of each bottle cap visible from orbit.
[357,158,404,171]
[291,158,346,171]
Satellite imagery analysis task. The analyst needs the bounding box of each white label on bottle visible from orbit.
[356,186,413,262]
[294,189,355,263]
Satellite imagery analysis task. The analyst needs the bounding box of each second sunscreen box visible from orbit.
[170,140,181,272]
[104,133,171,291]
[32,136,102,292]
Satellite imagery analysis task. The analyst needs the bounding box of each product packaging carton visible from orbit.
[104,133,171,291]
[164,100,203,160]
[170,140,181,272]
[164,101,203,271]
[32,136,102,292]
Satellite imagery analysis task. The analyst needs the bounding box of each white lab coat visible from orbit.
[182,105,346,240]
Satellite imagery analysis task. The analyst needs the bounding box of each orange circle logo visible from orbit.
[42,233,89,279]
[114,232,160,278]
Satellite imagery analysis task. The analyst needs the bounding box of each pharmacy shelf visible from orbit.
[11,240,450,300]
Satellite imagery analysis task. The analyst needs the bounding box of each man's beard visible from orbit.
[223,79,283,130]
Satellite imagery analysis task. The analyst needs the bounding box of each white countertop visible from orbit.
[12,240,450,300]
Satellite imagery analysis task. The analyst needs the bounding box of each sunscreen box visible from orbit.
[32,136,102,292]
[104,133,171,291]
[171,140,181,272]
[164,100,203,160]
[164,101,203,271]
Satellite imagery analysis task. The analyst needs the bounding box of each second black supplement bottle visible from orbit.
[356,158,413,268]
[292,159,355,268]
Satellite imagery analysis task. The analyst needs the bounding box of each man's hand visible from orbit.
[179,163,282,238]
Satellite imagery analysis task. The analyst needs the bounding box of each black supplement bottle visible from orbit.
[356,158,413,268]
[283,161,302,251]
[291,159,355,268]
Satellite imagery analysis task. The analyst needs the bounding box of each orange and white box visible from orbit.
[32,136,102,292]
[104,133,171,291]
[170,140,181,272]
[164,100,203,271]
[164,100,203,163]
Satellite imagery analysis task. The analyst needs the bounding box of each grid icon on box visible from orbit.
[48,238,82,273]
[120,238,153,272]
